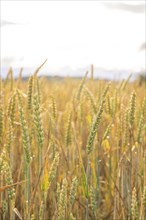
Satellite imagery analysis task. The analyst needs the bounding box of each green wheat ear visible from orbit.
[0,151,15,200]
[129,91,136,127]
[131,187,138,220]
[6,119,13,157]
[123,108,129,146]
[69,176,78,209]
[101,81,111,101]
[7,93,16,125]
[86,99,105,155]
[48,153,60,187]
[141,98,146,117]
[121,73,132,90]
[137,114,144,143]
[33,93,44,149]
[76,71,88,100]
[17,90,31,164]
[58,178,68,220]
[90,186,97,217]
[27,75,34,110]
[102,123,111,141]
[65,111,72,147]
[50,95,57,121]
[57,182,61,202]
[85,87,97,114]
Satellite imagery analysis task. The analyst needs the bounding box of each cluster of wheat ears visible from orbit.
[0,62,145,220]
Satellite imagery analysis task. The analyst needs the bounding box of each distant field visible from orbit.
[0,67,146,220]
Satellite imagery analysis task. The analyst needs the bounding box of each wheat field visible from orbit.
[0,66,146,220]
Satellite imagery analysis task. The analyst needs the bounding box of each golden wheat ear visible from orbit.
[33,59,48,77]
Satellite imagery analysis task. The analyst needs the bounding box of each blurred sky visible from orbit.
[1,1,146,73]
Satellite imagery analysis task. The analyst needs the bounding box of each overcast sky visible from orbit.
[1,1,145,72]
